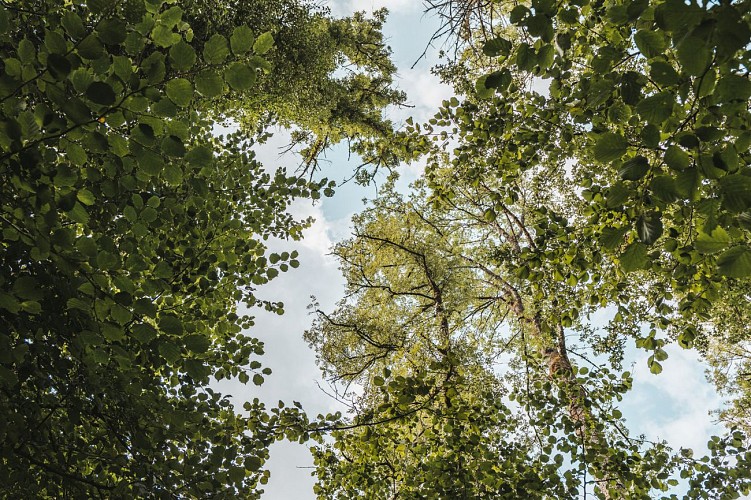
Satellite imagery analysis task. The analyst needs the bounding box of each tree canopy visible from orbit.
[0,0,402,496]
[306,0,751,498]
[5,0,751,498]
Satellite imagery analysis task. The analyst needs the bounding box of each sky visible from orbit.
[216,2,731,498]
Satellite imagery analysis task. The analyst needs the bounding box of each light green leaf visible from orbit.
[165,78,193,107]
[696,227,731,254]
[620,242,650,272]
[230,25,254,54]
[253,31,274,55]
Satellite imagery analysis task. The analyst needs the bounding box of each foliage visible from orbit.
[181,0,406,169]
[0,0,398,496]
[306,0,751,498]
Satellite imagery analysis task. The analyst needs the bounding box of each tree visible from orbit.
[0,0,401,496]
[307,0,751,497]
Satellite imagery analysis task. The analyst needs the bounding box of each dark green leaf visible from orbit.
[169,40,196,71]
[718,246,751,277]
[203,34,229,64]
[636,213,663,245]
[664,145,690,171]
[593,133,628,163]
[634,30,667,59]
[482,37,512,57]
[619,155,649,181]
[86,81,116,106]
[636,92,673,124]
[225,63,256,91]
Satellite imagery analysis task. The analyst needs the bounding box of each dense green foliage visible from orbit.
[0,0,401,496]
[306,0,751,498]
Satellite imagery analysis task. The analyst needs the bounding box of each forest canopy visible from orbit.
[2,0,751,499]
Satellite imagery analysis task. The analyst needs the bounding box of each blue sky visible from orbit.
[216,2,730,498]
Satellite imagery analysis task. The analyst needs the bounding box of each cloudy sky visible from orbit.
[217,2,728,498]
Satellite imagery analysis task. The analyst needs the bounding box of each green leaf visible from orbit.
[184,359,210,380]
[606,182,631,208]
[484,70,511,91]
[195,70,224,97]
[482,37,512,57]
[169,40,196,71]
[676,37,711,76]
[47,54,71,80]
[76,189,95,206]
[599,226,628,250]
[648,358,663,374]
[696,227,731,254]
[165,78,193,107]
[253,373,264,385]
[184,334,211,353]
[163,164,183,185]
[640,124,660,148]
[132,323,157,344]
[664,145,690,171]
[715,74,751,103]
[620,242,650,272]
[636,92,673,124]
[0,292,20,314]
[230,25,254,54]
[77,34,105,60]
[253,31,274,55]
[474,75,494,99]
[594,133,628,163]
[650,176,679,203]
[719,174,751,212]
[634,30,667,59]
[718,246,751,278]
[619,155,649,181]
[151,24,180,48]
[649,61,679,87]
[675,167,700,199]
[86,81,116,106]
[636,213,663,245]
[225,63,256,91]
[159,314,183,335]
[203,34,229,64]
[97,18,126,45]
[159,341,182,363]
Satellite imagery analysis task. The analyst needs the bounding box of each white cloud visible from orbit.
[212,199,346,499]
[327,0,420,16]
[621,344,723,456]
